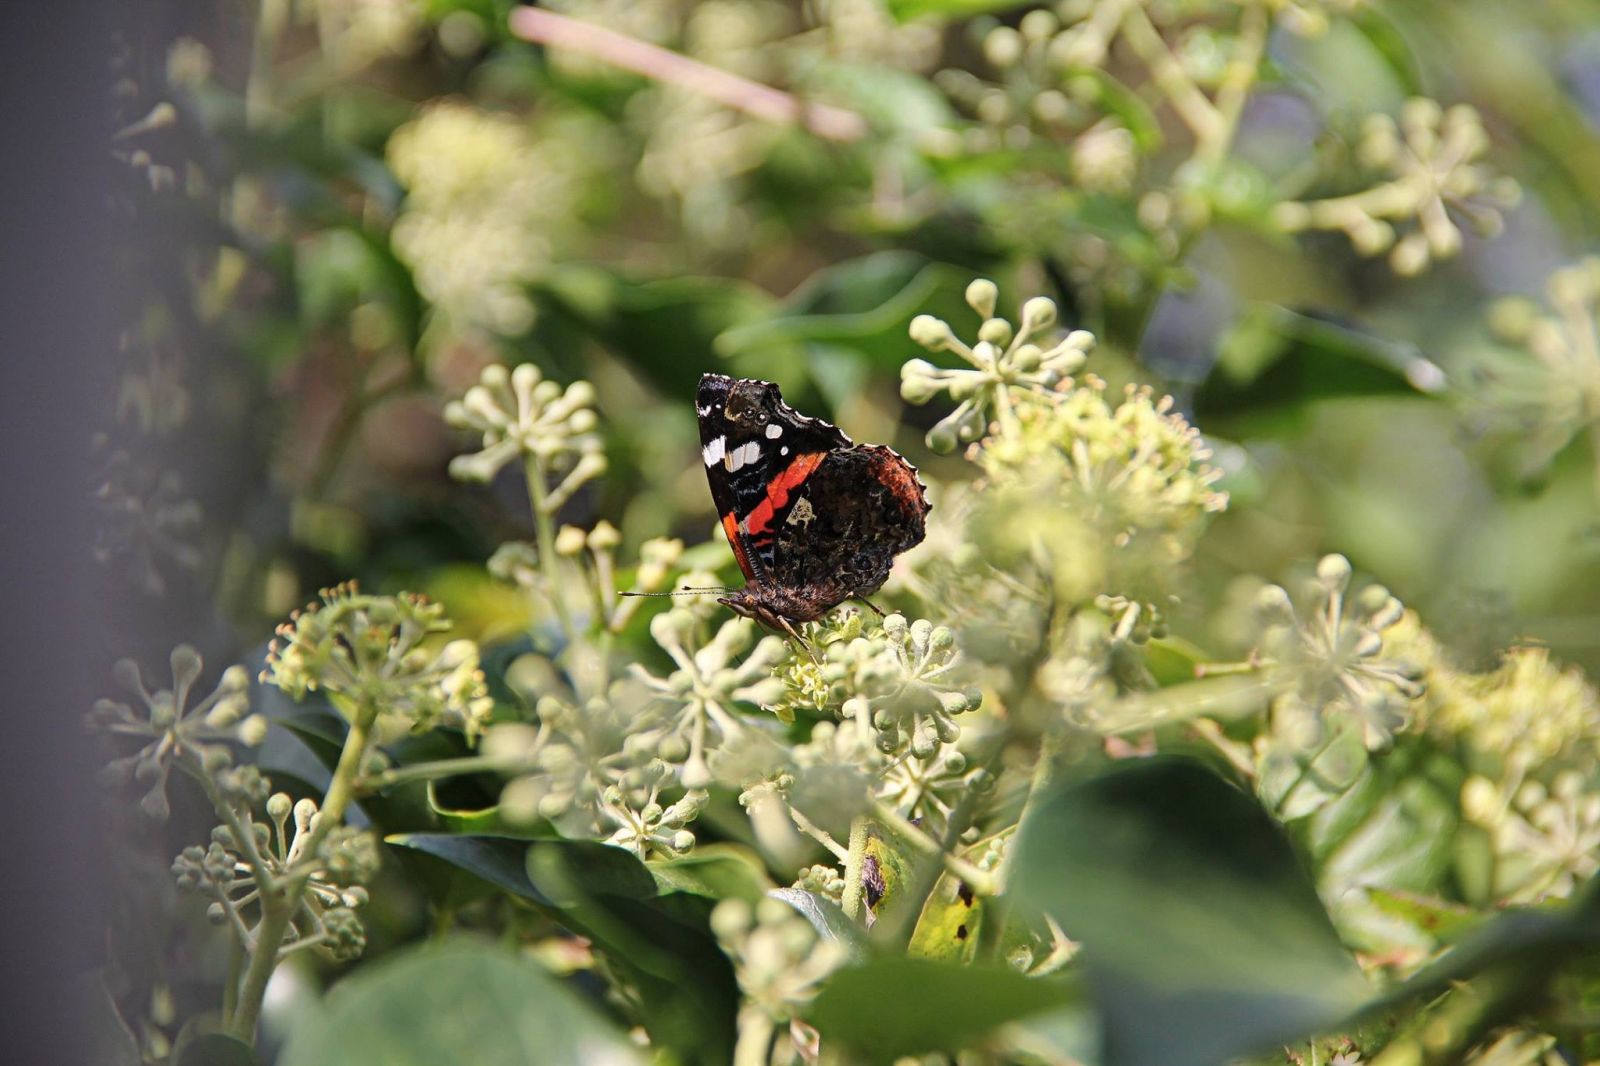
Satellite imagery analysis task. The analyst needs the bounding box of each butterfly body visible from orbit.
[697,373,929,633]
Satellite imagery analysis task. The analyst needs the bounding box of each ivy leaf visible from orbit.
[810,957,1080,1063]
[647,844,773,903]
[279,939,642,1066]
[768,888,871,961]
[1013,758,1369,1066]
[387,833,548,902]
[171,1020,258,1066]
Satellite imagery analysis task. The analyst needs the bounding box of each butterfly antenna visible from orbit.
[618,585,732,599]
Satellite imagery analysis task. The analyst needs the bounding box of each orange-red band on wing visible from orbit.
[721,512,757,581]
[742,452,825,537]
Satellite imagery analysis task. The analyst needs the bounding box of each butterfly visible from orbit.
[694,373,929,640]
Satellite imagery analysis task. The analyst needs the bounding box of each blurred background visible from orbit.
[107,0,1600,683]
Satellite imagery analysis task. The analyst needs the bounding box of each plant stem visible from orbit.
[222,936,243,1026]
[524,454,576,644]
[356,753,519,794]
[1120,5,1223,147]
[975,732,1059,963]
[840,816,871,921]
[507,7,866,142]
[788,805,850,862]
[732,1009,776,1066]
[228,698,379,1042]
[1196,3,1268,166]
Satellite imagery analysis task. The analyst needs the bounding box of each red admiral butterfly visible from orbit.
[695,373,930,638]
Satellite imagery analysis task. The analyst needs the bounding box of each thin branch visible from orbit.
[508,7,867,143]
[787,804,850,862]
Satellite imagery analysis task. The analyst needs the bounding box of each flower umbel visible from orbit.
[446,362,605,490]
[1273,99,1519,276]
[1472,257,1600,491]
[630,610,789,787]
[173,790,378,963]
[902,281,1093,452]
[1255,554,1425,750]
[90,645,264,821]
[712,896,847,1025]
[262,583,493,742]
[836,614,981,759]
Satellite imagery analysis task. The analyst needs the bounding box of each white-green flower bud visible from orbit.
[909,314,956,351]
[978,318,1013,347]
[711,898,753,940]
[1461,775,1501,824]
[981,28,1022,69]
[237,714,269,746]
[964,279,999,319]
[170,645,203,693]
[1020,296,1057,335]
[1316,554,1353,592]
[1255,584,1294,623]
[554,525,586,556]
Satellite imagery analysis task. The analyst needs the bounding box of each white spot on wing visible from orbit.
[702,436,725,467]
[726,441,761,472]
[765,423,782,439]
[780,446,788,456]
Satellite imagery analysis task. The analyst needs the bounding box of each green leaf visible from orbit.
[534,267,781,402]
[424,780,549,838]
[1366,888,1486,944]
[1013,758,1369,1066]
[528,844,738,1066]
[1271,16,1410,118]
[387,833,546,902]
[279,939,643,1066]
[714,253,975,380]
[810,956,1080,1063]
[171,1020,258,1066]
[1196,304,1446,435]
[768,888,871,961]
[647,844,773,903]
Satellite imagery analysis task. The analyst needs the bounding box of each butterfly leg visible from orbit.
[855,596,887,618]
[774,614,819,665]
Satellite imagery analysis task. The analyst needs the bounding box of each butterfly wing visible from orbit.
[697,374,850,585]
[761,444,929,603]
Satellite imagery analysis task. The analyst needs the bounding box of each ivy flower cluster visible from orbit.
[835,614,981,758]
[1273,99,1520,276]
[630,610,789,787]
[711,897,847,1058]
[172,790,379,962]
[1473,256,1600,490]
[89,644,265,821]
[263,582,494,743]
[1254,554,1425,752]
[386,100,586,336]
[902,279,1092,452]
[445,362,605,492]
